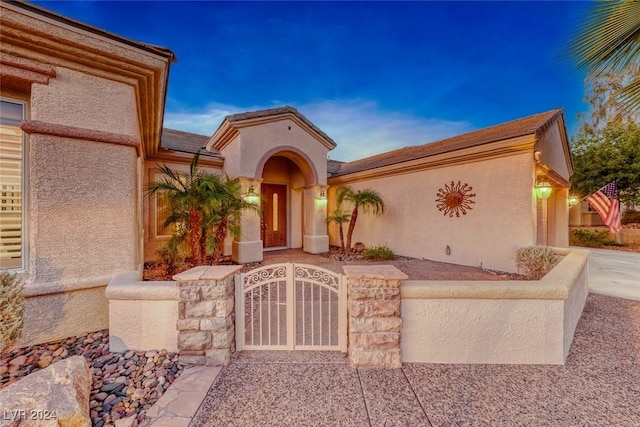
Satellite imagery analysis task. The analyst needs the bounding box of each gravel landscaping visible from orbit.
[0,330,182,427]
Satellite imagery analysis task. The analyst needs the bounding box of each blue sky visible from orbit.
[34,1,592,161]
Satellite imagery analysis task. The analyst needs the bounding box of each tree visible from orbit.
[148,155,221,265]
[207,176,260,264]
[326,208,351,253]
[571,0,640,117]
[570,121,640,205]
[336,185,385,252]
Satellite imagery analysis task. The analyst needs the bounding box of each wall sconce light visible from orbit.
[535,181,552,199]
[568,196,580,207]
[315,189,327,207]
[244,185,260,204]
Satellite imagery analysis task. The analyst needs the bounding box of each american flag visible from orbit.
[585,181,622,233]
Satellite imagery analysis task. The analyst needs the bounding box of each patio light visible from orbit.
[244,185,260,204]
[535,181,552,199]
[568,196,580,207]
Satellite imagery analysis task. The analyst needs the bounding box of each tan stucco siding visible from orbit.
[329,153,536,272]
[29,135,138,282]
[30,68,140,139]
[235,119,329,184]
[535,122,570,182]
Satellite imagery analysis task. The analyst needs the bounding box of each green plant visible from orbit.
[0,272,24,352]
[148,154,224,264]
[336,185,385,252]
[363,245,396,260]
[570,229,622,248]
[326,209,351,253]
[206,175,260,264]
[515,246,557,280]
[156,238,186,276]
[622,209,640,225]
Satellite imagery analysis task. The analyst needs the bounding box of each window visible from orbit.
[0,99,26,270]
[155,189,174,237]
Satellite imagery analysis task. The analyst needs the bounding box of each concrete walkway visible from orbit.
[141,294,640,427]
[577,247,640,301]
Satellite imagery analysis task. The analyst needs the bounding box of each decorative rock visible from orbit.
[0,356,91,426]
[95,392,109,401]
[0,330,182,426]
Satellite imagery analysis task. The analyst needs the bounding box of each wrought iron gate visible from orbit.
[236,263,347,351]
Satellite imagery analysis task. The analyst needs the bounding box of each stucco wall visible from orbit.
[21,132,138,346]
[31,68,140,140]
[231,119,329,184]
[400,248,589,365]
[105,272,179,353]
[17,68,143,346]
[329,153,536,272]
[535,122,570,182]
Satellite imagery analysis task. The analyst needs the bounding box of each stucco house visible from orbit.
[1,1,572,346]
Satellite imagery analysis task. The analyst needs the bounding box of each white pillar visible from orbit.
[232,177,263,263]
[302,184,329,254]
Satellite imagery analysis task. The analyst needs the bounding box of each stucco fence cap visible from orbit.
[401,248,589,300]
[105,272,179,301]
[343,265,409,280]
[172,265,243,281]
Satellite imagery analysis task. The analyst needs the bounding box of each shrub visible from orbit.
[570,229,621,247]
[515,246,557,280]
[0,272,25,352]
[157,238,186,276]
[363,245,395,260]
[622,209,640,225]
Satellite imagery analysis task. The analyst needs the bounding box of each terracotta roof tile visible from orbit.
[161,128,221,158]
[332,109,563,177]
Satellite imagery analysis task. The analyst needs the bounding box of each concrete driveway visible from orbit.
[578,247,640,301]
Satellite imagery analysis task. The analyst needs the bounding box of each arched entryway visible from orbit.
[231,148,329,263]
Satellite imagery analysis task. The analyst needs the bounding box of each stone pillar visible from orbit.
[232,177,263,263]
[343,265,407,368]
[173,265,242,366]
[303,184,329,254]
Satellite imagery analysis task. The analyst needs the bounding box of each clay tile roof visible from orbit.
[332,109,563,177]
[161,128,221,158]
[224,106,337,148]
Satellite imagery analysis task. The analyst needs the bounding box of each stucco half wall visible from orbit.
[400,248,589,365]
[329,152,537,273]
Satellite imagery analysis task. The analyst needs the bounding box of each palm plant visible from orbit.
[326,208,351,253]
[148,155,221,265]
[571,0,640,116]
[336,185,385,252]
[207,176,260,264]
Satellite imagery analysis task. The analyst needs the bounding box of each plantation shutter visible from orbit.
[0,100,25,269]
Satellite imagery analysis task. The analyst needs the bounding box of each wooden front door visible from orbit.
[262,184,287,248]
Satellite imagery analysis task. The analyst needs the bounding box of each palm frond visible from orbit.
[572,1,640,74]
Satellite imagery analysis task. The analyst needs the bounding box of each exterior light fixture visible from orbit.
[315,189,327,207]
[568,196,580,207]
[535,181,552,199]
[244,185,260,204]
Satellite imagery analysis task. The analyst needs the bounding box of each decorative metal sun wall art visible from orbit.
[435,181,476,217]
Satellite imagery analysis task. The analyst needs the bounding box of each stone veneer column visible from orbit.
[173,265,242,366]
[343,265,408,368]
